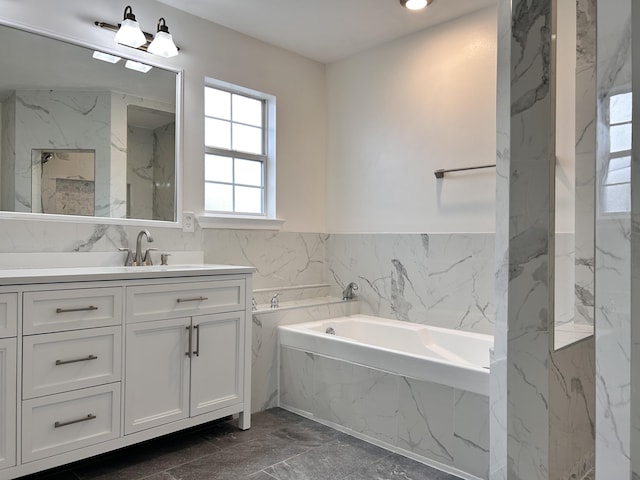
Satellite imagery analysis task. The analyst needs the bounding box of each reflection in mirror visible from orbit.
[554,0,596,350]
[0,22,178,222]
[32,150,95,216]
[126,105,175,221]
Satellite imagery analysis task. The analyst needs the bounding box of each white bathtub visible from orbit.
[278,314,492,396]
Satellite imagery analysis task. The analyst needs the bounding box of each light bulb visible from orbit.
[114,6,146,48]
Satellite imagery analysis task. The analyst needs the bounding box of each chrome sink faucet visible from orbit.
[134,229,154,266]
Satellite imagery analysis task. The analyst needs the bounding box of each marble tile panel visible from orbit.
[279,347,315,415]
[397,378,455,467]
[252,301,357,412]
[453,390,489,479]
[327,233,495,335]
[204,230,327,290]
[346,364,400,445]
[312,354,354,426]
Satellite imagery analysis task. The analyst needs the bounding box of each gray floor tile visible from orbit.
[74,432,220,480]
[342,452,462,480]
[263,435,390,480]
[166,431,313,480]
[17,408,464,480]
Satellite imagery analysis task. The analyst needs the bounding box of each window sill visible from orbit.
[197,214,285,231]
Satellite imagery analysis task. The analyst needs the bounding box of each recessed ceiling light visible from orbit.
[92,51,122,64]
[124,60,153,73]
[400,0,433,11]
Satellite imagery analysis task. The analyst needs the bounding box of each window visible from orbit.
[602,92,632,214]
[204,83,273,217]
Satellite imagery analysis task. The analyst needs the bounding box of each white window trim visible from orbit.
[201,77,280,228]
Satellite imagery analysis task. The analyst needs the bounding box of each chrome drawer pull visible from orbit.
[55,355,98,366]
[54,414,97,428]
[55,306,99,314]
[186,325,192,358]
[177,297,208,303]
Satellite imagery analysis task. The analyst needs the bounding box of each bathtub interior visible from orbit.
[284,314,493,369]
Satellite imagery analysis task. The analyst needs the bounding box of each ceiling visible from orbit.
[155,0,497,64]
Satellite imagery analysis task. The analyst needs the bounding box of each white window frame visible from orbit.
[600,90,632,217]
[199,78,281,230]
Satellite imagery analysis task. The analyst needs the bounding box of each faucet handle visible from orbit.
[160,253,171,266]
[270,293,280,309]
[119,247,133,266]
[142,248,158,266]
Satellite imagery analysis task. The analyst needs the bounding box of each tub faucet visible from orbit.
[342,282,359,300]
[270,293,280,309]
[134,229,153,266]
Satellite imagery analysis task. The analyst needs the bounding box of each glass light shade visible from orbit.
[124,60,152,73]
[114,18,146,48]
[404,0,428,10]
[147,31,178,58]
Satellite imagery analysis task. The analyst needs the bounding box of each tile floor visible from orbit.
[18,408,462,480]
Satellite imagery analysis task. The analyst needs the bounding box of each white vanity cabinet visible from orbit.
[124,279,247,434]
[0,293,18,472]
[0,338,17,472]
[0,265,253,480]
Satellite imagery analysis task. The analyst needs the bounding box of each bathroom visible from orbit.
[0,0,635,479]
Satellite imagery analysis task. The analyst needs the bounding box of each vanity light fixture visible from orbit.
[125,59,153,73]
[95,6,180,57]
[114,6,146,48]
[147,18,178,58]
[92,51,122,64]
[400,0,433,10]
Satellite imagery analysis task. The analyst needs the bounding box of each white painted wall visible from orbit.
[0,0,327,233]
[326,7,498,233]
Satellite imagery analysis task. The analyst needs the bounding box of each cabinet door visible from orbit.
[0,338,16,470]
[190,312,244,416]
[125,318,190,434]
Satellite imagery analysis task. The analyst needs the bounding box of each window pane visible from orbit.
[235,186,263,214]
[602,183,631,213]
[205,87,231,120]
[609,155,631,172]
[205,118,231,149]
[235,159,263,187]
[610,123,632,153]
[605,165,630,185]
[232,124,262,154]
[205,154,232,183]
[610,92,632,124]
[232,94,263,127]
[205,183,233,212]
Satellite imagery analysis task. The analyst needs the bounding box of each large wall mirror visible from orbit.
[0,22,179,223]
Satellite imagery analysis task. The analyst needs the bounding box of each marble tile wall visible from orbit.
[595,0,632,477]
[127,125,154,220]
[280,346,490,480]
[4,90,112,215]
[327,233,495,335]
[250,300,358,413]
[152,122,175,222]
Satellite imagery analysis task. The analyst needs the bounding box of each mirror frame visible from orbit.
[0,17,183,228]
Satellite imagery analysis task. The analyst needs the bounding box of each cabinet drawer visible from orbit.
[127,279,245,323]
[0,293,17,338]
[23,326,122,399]
[22,383,121,463]
[24,287,122,334]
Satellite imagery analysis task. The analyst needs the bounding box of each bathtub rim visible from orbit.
[278,314,491,396]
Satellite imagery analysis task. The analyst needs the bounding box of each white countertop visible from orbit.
[0,264,255,285]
